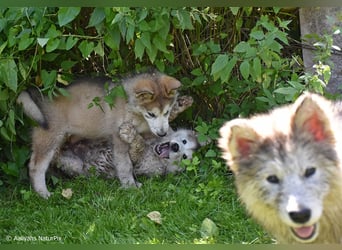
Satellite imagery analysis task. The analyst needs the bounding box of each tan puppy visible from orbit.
[17,70,181,198]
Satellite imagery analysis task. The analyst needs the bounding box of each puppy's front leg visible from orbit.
[119,122,145,164]
[112,134,141,188]
[168,95,193,122]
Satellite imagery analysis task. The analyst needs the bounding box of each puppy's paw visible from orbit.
[119,122,137,143]
[177,95,193,109]
[169,95,193,121]
[37,189,51,199]
[119,178,142,189]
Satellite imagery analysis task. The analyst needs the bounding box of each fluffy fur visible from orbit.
[53,125,201,178]
[17,70,181,198]
[218,92,342,243]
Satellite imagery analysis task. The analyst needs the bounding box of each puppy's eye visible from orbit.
[266,175,279,184]
[182,140,187,145]
[304,167,316,178]
[147,112,156,118]
[182,154,188,159]
[163,111,169,116]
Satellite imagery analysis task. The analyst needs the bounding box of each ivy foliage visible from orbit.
[0,7,336,186]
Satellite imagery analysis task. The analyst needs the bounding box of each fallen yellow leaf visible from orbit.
[62,188,73,199]
[147,211,162,224]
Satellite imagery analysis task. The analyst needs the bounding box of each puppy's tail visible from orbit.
[17,88,49,129]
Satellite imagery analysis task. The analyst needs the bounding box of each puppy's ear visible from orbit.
[292,94,334,143]
[160,76,181,98]
[218,120,260,173]
[134,80,155,104]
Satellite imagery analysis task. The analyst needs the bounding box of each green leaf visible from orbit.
[273,7,281,14]
[164,50,174,63]
[233,42,250,53]
[153,34,168,53]
[45,25,62,39]
[42,53,59,62]
[205,149,217,158]
[212,55,238,83]
[278,18,292,29]
[239,60,250,80]
[259,50,272,68]
[146,46,157,63]
[0,88,9,101]
[57,87,70,97]
[125,23,135,43]
[1,127,10,141]
[138,20,151,32]
[211,54,229,76]
[61,60,77,71]
[140,32,152,51]
[19,61,29,80]
[112,12,124,25]
[8,109,16,135]
[221,56,238,83]
[46,38,60,53]
[41,69,57,90]
[104,85,127,108]
[37,38,49,48]
[94,42,104,57]
[322,65,331,83]
[274,87,297,95]
[274,87,298,101]
[4,162,20,177]
[155,59,165,72]
[134,39,145,60]
[0,59,18,92]
[229,7,240,15]
[287,80,305,91]
[18,37,34,51]
[8,26,20,47]
[137,8,148,22]
[65,36,79,50]
[104,27,121,50]
[195,122,209,134]
[191,68,203,76]
[157,17,170,40]
[259,15,275,32]
[88,7,105,27]
[0,41,7,55]
[58,7,81,27]
[172,9,194,30]
[245,46,257,58]
[267,40,283,53]
[250,30,264,40]
[253,57,262,82]
[274,30,289,45]
[78,40,94,58]
[235,17,243,31]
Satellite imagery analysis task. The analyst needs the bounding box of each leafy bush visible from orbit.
[0,7,337,187]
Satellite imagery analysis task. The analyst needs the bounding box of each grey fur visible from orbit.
[219,92,342,243]
[17,71,182,198]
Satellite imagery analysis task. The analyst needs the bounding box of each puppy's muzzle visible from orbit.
[157,132,167,137]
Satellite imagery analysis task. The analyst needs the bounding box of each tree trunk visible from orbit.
[299,7,342,94]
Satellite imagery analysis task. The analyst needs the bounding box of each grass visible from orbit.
[0,163,273,244]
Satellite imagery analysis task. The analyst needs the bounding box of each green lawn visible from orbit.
[0,166,273,244]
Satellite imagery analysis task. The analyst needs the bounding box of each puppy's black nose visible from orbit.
[171,143,179,152]
[289,209,311,224]
[157,132,167,137]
